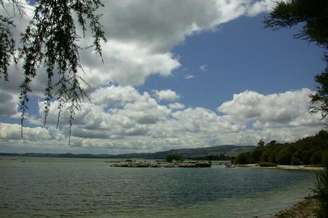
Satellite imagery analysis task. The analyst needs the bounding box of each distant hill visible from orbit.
[0,145,255,160]
[107,145,255,159]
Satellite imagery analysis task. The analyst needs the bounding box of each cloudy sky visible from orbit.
[0,0,326,154]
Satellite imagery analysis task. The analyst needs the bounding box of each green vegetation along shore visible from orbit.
[234,130,328,166]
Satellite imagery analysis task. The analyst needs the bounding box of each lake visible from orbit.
[0,157,316,218]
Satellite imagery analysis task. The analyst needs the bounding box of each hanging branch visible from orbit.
[0,15,15,81]
[17,0,106,139]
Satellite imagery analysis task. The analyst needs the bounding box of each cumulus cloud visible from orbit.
[0,123,56,141]
[153,89,179,102]
[1,0,281,93]
[78,0,282,88]
[0,92,17,116]
[168,103,185,110]
[218,88,322,128]
[184,74,195,80]
[1,0,321,154]
[1,87,325,154]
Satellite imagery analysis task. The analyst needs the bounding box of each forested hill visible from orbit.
[234,130,328,165]
[110,145,255,160]
[0,145,254,160]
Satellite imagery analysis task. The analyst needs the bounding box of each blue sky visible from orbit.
[0,0,326,153]
[140,14,325,110]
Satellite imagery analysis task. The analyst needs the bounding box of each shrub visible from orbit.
[314,166,328,217]
[310,152,322,165]
[165,154,184,162]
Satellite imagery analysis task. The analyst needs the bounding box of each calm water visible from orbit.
[0,157,316,218]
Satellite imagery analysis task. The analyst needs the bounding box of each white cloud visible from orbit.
[1,0,279,91]
[1,0,321,154]
[200,65,208,72]
[1,0,280,93]
[168,103,185,110]
[78,0,280,87]
[154,89,180,102]
[0,92,17,116]
[218,88,322,128]
[0,123,55,141]
[1,87,325,153]
[79,40,180,87]
[184,74,195,80]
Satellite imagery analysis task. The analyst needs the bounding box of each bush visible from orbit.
[291,155,303,165]
[314,166,328,217]
[310,152,322,165]
[165,154,184,162]
[322,151,328,165]
[234,152,252,164]
[276,149,292,165]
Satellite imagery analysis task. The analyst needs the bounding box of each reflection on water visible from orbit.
[0,157,315,218]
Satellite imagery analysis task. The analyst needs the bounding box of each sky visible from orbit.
[0,0,326,154]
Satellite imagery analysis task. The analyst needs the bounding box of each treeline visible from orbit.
[190,154,231,161]
[166,154,231,162]
[234,130,328,165]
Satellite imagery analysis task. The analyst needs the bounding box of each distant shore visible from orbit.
[236,164,323,171]
[110,159,212,168]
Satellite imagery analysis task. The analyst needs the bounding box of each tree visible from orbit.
[234,152,251,164]
[266,3,328,214]
[265,0,328,122]
[0,0,106,141]
[265,0,328,49]
[0,9,15,81]
[310,151,322,165]
[257,139,265,147]
[311,70,328,121]
[276,148,292,165]
[166,154,184,163]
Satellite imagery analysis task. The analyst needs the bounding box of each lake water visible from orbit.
[0,157,316,218]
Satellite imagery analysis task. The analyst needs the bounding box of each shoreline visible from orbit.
[273,196,318,218]
[235,164,323,171]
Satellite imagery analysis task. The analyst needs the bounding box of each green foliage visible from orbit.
[0,1,106,142]
[251,145,264,162]
[265,0,328,49]
[234,130,328,165]
[265,0,328,123]
[19,0,106,140]
[310,151,322,165]
[257,139,265,147]
[0,15,15,81]
[311,69,328,121]
[276,148,292,165]
[314,166,328,217]
[191,154,231,161]
[165,154,184,163]
[322,151,328,165]
[234,152,252,165]
[0,0,21,80]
